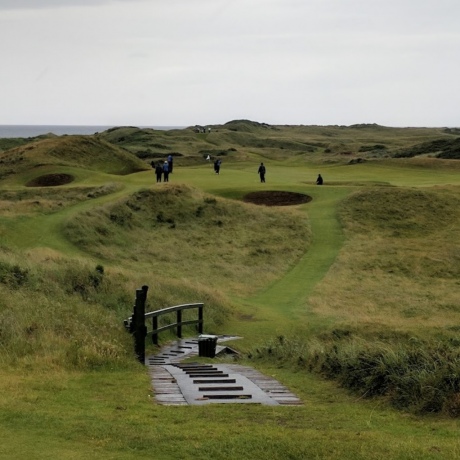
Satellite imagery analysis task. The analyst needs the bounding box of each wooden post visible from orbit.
[177,309,182,338]
[198,305,203,334]
[133,285,148,364]
[152,315,158,345]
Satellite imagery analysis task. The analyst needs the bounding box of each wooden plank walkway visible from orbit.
[147,337,303,406]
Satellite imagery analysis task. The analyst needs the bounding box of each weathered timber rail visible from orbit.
[124,286,204,364]
[145,303,204,345]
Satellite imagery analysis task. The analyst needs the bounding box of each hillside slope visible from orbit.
[97,121,460,166]
[0,135,149,180]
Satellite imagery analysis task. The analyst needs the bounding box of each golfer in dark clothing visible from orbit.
[258,163,266,183]
[167,154,173,174]
[316,174,323,185]
[155,162,163,182]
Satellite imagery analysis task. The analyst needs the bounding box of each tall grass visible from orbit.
[308,185,460,333]
[251,185,460,416]
[1,182,310,370]
[251,334,460,416]
[0,248,229,369]
[62,184,311,298]
[0,182,122,216]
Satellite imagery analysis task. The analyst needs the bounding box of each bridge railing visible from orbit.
[123,286,203,364]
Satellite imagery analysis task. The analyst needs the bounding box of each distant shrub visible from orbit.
[134,150,153,159]
[358,144,386,152]
[395,138,460,159]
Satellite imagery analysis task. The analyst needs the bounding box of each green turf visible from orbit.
[1,125,460,458]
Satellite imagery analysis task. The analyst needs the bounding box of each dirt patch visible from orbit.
[243,191,312,206]
[26,173,75,187]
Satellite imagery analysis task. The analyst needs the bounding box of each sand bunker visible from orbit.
[243,191,312,206]
[26,173,75,187]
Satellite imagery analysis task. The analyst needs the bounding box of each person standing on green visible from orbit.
[155,162,163,182]
[258,162,266,183]
[167,154,173,174]
[163,160,170,182]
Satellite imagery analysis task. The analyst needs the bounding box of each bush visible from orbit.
[0,261,29,288]
[249,334,460,416]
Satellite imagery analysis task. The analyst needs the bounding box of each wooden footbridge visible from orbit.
[125,287,302,406]
[147,337,303,406]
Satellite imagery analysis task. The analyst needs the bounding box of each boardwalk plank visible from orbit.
[147,337,303,406]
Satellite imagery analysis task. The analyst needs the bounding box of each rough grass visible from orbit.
[62,184,311,297]
[0,248,229,369]
[308,185,460,333]
[0,182,122,215]
[1,125,460,457]
[251,334,460,416]
[0,135,148,178]
[249,185,460,416]
[94,122,460,166]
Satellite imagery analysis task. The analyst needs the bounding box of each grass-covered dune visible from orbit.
[97,120,460,165]
[0,183,310,367]
[0,134,149,180]
[0,246,231,370]
[62,184,310,297]
[395,137,460,159]
[253,185,460,415]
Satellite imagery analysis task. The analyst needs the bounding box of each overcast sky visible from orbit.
[1,0,459,127]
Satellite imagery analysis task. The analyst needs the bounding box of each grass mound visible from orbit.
[316,185,460,327]
[0,183,122,216]
[0,135,149,178]
[222,119,274,132]
[339,187,458,237]
[63,184,311,297]
[394,137,460,159]
[0,247,229,369]
[97,126,205,160]
[259,184,460,416]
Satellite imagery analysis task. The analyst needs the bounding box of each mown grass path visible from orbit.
[248,186,350,316]
[222,184,352,342]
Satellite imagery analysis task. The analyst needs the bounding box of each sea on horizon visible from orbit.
[0,125,186,138]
